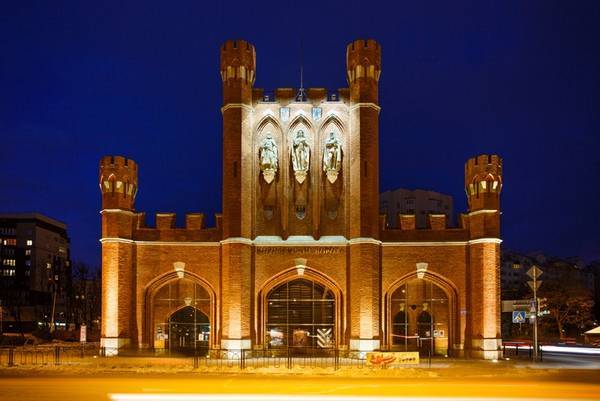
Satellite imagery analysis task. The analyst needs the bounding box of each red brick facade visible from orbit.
[99,39,503,359]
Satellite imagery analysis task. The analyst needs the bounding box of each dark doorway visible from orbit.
[166,306,209,355]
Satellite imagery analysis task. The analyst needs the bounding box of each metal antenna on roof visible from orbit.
[296,36,306,102]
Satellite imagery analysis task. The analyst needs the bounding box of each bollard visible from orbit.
[8,348,14,367]
[54,346,60,366]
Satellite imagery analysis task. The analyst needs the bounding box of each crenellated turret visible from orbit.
[346,39,381,103]
[99,156,138,211]
[220,40,256,105]
[465,154,502,212]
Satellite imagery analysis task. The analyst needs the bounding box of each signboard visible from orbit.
[79,324,87,343]
[527,266,543,279]
[366,352,419,367]
[502,299,531,312]
[512,311,526,323]
[316,328,333,348]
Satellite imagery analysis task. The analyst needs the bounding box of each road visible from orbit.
[1,374,600,401]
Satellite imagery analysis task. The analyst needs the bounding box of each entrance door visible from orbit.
[389,278,450,356]
[165,306,209,355]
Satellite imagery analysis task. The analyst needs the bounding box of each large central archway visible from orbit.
[257,267,343,352]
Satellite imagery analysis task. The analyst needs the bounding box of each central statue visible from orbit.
[291,130,310,183]
[323,132,342,183]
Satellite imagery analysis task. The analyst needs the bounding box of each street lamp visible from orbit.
[527,265,543,361]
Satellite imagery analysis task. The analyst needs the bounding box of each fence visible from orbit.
[0,343,100,367]
[502,341,544,361]
[2,344,428,371]
[189,348,369,370]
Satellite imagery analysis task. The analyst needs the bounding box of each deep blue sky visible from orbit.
[1,1,599,267]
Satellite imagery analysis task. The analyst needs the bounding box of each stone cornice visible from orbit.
[349,103,381,113]
[348,237,382,245]
[468,209,499,216]
[100,209,135,216]
[220,237,253,245]
[221,103,253,113]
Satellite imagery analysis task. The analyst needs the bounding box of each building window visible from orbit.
[512,263,521,270]
[3,239,16,246]
[2,259,16,266]
[25,249,31,256]
[26,240,33,246]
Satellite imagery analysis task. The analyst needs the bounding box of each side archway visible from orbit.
[144,271,218,351]
[384,271,458,356]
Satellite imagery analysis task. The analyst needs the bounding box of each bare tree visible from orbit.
[538,268,594,339]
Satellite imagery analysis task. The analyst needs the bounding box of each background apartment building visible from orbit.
[380,188,454,229]
[0,213,71,333]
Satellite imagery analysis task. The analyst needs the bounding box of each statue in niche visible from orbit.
[259,133,278,183]
[291,130,310,183]
[323,132,342,183]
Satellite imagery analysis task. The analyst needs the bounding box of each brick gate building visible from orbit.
[99,39,503,359]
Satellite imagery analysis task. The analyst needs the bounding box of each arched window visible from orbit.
[266,278,335,350]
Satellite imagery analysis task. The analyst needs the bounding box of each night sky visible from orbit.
[1,1,599,267]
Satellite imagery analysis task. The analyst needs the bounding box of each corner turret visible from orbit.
[346,39,381,103]
[99,156,138,211]
[465,154,502,212]
[220,40,256,105]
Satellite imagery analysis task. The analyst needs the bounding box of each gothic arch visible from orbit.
[383,270,458,353]
[288,113,314,133]
[255,114,284,137]
[317,113,345,134]
[256,265,345,348]
[143,270,218,349]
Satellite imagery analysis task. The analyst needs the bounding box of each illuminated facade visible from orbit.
[99,39,504,359]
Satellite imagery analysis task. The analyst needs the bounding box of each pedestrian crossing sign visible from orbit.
[512,311,526,323]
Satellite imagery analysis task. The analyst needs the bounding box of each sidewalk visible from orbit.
[1,356,598,381]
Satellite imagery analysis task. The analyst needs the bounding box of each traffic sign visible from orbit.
[527,266,543,279]
[512,311,526,323]
[527,280,543,291]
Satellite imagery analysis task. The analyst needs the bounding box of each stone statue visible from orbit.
[323,132,342,183]
[291,130,310,183]
[259,133,278,183]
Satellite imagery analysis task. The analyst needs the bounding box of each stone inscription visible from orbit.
[256,246,344,255]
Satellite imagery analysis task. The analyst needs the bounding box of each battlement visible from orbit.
[346,39,381,83]
[134,212,222,242]
[380,211,469,243]
[220,40,256,84]
[465,154,503,198]
[253,88,349,104]
[99,155,138,210]
[464,154,503,213]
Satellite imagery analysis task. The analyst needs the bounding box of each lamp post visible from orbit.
[527,265,543,361]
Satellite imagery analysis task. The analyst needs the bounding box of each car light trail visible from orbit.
[109,395,581,401]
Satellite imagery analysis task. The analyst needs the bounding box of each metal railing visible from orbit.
[189,347,367,370]
[0,343,100,367]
